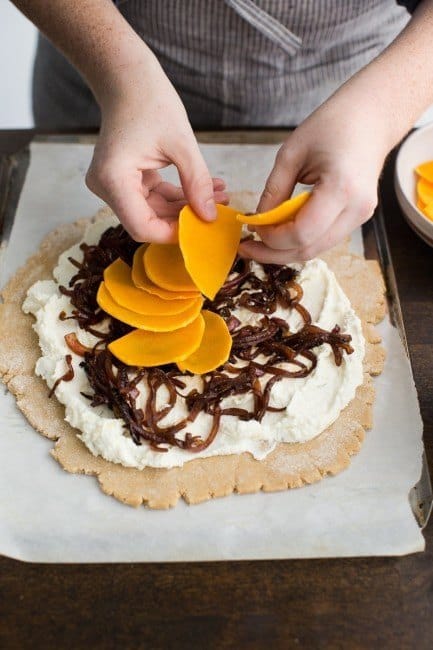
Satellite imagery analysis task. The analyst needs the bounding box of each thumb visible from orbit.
[173,139,216,221]
[257,144,301,213]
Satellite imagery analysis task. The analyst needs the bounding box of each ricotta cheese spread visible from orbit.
[23,216,365,469]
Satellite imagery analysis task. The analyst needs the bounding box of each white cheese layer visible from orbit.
[23,217,365,469]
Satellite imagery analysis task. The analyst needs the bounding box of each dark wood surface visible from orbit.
[0,130,432,650]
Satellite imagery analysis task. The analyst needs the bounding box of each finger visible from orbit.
[291,208,361,260]
[151,181,185,202]
[141,169,164,191]
[256,182,376,258]
[290,209,360,261]
[146,189,229,221]
[146,193,186,219]
[151,178,226,205]
[238,238,299,265]
[257,144,300,213]
[291,198,376,260]
[256,179,346,251]
[87,167,176,243]
[172,139,216,221]
[239,207,358,264]
[212,177,226,191]
[215,191,229,205]
[154,183,228,205]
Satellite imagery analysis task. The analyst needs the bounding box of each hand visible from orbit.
[135,171,226,222]
[86,61,227,243]
[239,97,389,263]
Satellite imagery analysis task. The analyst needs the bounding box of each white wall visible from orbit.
[0,2,37,127]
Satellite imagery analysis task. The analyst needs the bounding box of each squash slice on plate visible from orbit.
[415,161,433,184]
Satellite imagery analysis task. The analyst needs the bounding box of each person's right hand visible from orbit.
[86,60,227,243]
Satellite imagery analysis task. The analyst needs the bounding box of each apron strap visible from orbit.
[225,0,302,56]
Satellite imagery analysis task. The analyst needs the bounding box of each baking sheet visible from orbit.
[0,141,425,562]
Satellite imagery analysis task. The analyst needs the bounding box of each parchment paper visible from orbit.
[0,142,425,562]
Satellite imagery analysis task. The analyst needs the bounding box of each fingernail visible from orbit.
[204,199,217,220]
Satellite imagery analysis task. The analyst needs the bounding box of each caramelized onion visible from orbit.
[48,354,74,397]
[64,332,93,357]
[62,225,354,452]
[59,225,139,330]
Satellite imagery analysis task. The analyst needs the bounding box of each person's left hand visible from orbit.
[239,96,390,263]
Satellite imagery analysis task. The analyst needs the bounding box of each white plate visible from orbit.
[394,123,433,247]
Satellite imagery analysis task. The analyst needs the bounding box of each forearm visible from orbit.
[317,0,433,153]
[11,0,161,105]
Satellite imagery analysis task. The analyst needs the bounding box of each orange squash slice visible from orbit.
[422,202,433,221]
[178,204,242,300]
[177,310,232,374]
[109,314,205,366]
[236,191,311,226]
[132,245,200,300]
[416,177,433,206]
[144,243,198,292]
[104,258,197,315]
[97,282,203,331]
[415,161,433,184]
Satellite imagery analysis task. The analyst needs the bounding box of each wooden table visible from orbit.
[0,130,432,649]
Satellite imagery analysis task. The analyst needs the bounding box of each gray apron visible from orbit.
[33,0,410,128]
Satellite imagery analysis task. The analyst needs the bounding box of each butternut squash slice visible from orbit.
[132,245,200,300]
[109,314,205,366]
[415,161,433,184]
[417,177,433,206]
[104,258,197,315]
[422,202,433,221]
[236,191,311,226]
[177,310,232,374]
[144,243,198,292]
[97,282,203,331]
[179,204,242,300]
